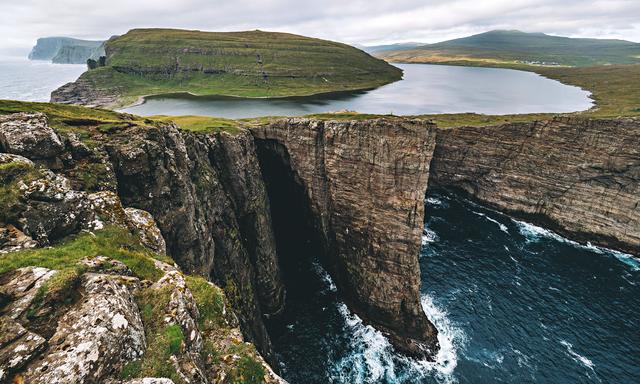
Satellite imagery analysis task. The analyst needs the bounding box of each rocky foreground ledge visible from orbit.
[0,113,285,383]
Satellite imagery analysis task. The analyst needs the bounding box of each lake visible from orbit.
[0,60,593,117]
[121,63,593,117]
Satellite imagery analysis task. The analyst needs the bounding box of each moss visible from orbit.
[185,276,226,329]
[0,226,164,281]
[26,267,84,319]
[0,161,41,224]
[227,344,265,384]
[120,360,142,379]
[75,162,114,192]
[133,286,184,382]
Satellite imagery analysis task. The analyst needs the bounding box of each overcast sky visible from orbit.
[1,0,639,56]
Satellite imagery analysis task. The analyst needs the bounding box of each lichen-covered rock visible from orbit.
[22,273,146,383]
[0,316,46,381]
[0,267,57,319]
[125,207,167,255]
[0,112,64,159]
[0,224,37,253]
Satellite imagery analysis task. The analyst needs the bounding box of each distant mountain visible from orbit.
[377,30,640,67]
[29,37,105,64]
[361,42,425,54]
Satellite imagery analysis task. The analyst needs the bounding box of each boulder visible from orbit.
[0,113,64,159]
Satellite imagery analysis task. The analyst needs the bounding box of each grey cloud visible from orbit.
[0,0,638,56]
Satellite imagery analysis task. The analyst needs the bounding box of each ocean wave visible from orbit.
[560,340,595,370]
[312,262,338,293]
[422,228,440,245]
[471,210,509,233]
[426,196,449,208]
[514,219,640,271]
[329,294,464,384]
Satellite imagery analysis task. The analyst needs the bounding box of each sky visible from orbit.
[1,0,639,56]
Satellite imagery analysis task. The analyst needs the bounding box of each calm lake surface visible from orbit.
[0,57,86,102]
[122,63,593,117]
[270,190,640,384]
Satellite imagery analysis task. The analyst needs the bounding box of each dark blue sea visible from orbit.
[269,190,640,383]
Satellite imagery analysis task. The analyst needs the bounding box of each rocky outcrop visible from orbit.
[251,118,440,358]
[51,77,123,108]
[430,116,640,254]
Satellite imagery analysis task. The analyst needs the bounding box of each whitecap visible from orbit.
[514,219,639,271]
[560,340,595,370]
[472,210,509,233]
[312,262,338,293]
[422,228,439,245]
[426,196,449,208]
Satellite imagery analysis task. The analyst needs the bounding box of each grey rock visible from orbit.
[0,113,64,159]
[22,273,146,384]
[124,207,167,255]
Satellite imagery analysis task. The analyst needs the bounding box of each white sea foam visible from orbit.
[329,294,464,383]
[560,340,595,370]
[312,262,338,293]
[422,228,439,245]
[472,210,509,233]
[515,219,640,271]
[426,197,448,208]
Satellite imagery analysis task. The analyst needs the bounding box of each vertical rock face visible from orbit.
[104,125,285,363]
[430,117,640,254]
[252,118,440,358]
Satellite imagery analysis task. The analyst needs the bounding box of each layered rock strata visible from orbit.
[251,118,440,358]
[430,116,640,254]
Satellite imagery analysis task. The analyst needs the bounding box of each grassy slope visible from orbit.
[0,99,243,135]
[379,30,640,67]
[75,28,402,106]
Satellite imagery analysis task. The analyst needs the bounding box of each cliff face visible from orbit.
[103,124,286,364]
[52,43,105,64]
[29,37,104,63]
[252,118,440,358]
[430,116,640,254]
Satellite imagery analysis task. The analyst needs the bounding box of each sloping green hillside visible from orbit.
[378,30,640,67]
[57,28,402,107]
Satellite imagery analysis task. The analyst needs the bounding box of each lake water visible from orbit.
[0,57,86,102]
[122,63,593,117]
[269,190,639,384]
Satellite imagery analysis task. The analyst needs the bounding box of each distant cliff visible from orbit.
[28,37,104,64]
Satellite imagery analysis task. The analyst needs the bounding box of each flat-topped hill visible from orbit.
[378,30,640,67]
[51,28,402,108]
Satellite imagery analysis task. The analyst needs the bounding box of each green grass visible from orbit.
[185,276,227,328]
[69,28,402,107]
[0,160,41,224]
[129,286,184,382]
[0,226,166,281]
[149,115,243,134]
